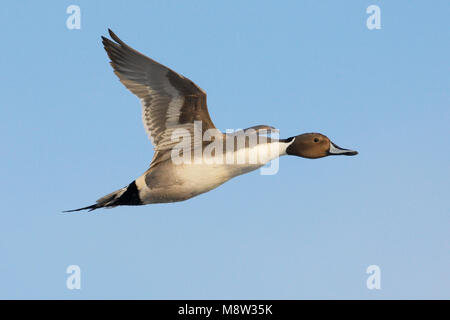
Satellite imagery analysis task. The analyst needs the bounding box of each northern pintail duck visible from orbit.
[66,29,357,212]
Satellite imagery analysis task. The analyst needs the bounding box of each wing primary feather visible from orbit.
[101,29,217,167]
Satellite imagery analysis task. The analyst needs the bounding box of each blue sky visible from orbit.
[1,1,449,299]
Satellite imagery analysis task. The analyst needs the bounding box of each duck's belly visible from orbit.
[136,162,262,204]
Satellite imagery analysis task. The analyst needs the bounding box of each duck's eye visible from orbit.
[314,138,319,143]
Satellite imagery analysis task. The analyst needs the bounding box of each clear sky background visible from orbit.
[1,1,449,299]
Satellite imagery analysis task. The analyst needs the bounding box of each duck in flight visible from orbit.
[65,29,358,212]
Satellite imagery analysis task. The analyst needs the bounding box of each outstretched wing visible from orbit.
[102,29,216,153]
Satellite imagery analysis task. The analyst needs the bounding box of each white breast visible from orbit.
[136,140,294,203]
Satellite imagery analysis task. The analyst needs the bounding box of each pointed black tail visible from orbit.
[63,181,141,213]
[63,204,100,213]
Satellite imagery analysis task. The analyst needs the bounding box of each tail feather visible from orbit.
[63,187,128,213]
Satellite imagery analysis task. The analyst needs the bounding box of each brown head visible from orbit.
[285,133,358,159]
